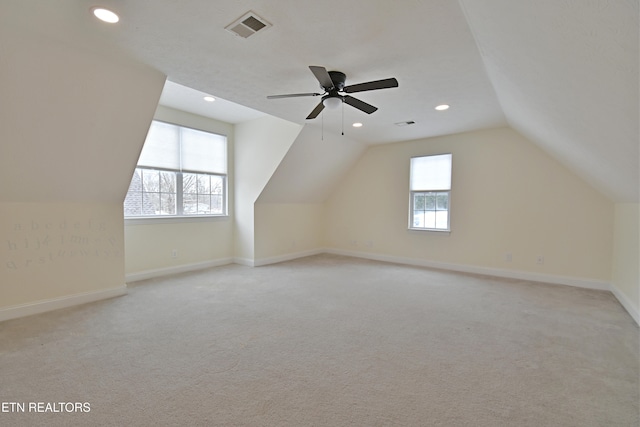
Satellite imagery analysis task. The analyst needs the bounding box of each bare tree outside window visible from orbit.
[183,172,224,215]
[125,168,225,217]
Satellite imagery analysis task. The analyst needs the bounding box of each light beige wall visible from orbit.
[0,27,164,315]
[124,218,233,275]
[1,203,125,307]
[233,116,303,262]
[325,127,614,282]
[123,106,235,276]
[252,126,364,264]
[258,125,366,203]
[0,31,164,205]
[611,203,639,321]
[254,203,324,261]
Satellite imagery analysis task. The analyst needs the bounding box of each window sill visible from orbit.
[408,227,451,234]
[125,215,229,226]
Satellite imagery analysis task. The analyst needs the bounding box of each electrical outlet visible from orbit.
[365,240,373,248]
[171,249,178,258]
[504,252,512,262]
[349,240,358,247]
[536,255,544,265]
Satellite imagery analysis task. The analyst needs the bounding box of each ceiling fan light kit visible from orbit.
[322,97,342,109]
[267,66,398,120]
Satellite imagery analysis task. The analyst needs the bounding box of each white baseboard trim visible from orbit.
[0,286,127,323]
[126,258,234,283]
[609,283,640,325]
[325,248,610,290]
[126,250,324,275]
[253,249,325,267]
[233,257,255,267]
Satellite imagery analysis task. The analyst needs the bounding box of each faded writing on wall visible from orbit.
[3,218,120,271]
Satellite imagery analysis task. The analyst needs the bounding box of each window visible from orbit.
[124,121,227,217]
[409,153,452,231]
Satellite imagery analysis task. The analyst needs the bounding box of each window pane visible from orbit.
[183,194,197,214]
[142,170,160,192]
[160,193,176,215]
[183,173,197,194]
[142,195,156,215]
[160,171,176,193]
[144,193,160,215]
[211,175,224,194]
[436,193,448,210]
[211,195,223,214]
[435,211,448,229]
[414,193,425,210]
[198,195,210,214]
[424,211,436,229]
[197,174,210,193]
[425,193,436,210]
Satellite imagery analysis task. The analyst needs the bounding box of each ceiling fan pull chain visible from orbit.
[341,100,344,136]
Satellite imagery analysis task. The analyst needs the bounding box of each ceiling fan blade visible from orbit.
[309,66,334,90]
[343,95,378,114]
[306,101,325,119]
[267,92,321,99]
[344,77,398,93]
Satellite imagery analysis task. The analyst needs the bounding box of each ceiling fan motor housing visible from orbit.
[327,71,346,91]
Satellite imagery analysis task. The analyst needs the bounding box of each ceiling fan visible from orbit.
[267,66,398,119]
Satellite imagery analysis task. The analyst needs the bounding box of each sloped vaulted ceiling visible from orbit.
[459,0,639,202]
[2,1,637,202]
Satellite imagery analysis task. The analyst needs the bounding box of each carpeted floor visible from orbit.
[0,254,638,426]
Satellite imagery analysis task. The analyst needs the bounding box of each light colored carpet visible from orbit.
[0,254,638,426]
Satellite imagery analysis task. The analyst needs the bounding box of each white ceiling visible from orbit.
[2,0,638,202]
[459,0,639,203]
[159,80,265,124]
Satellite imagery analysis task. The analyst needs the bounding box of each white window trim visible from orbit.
[408,153,452,232]
[124,215,230,226]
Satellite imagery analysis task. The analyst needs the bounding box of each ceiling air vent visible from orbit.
[225,11,271,38]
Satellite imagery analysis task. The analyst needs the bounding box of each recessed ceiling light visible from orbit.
[91,7,119,23]
[435,104,450,111]
[352,122,363,128]
[203,96,215,102]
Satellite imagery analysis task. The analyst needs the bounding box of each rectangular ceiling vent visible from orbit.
[395,121,416,127]
[225,11,271,39]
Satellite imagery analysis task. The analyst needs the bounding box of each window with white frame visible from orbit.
[409,153,452,231]
[124,120,227,218]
